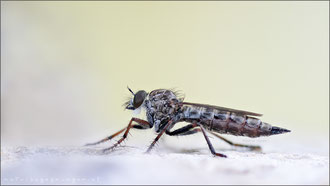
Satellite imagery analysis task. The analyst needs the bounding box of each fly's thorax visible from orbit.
[144,99,154,125]
[145,89,183,132]
[148,89,178,102]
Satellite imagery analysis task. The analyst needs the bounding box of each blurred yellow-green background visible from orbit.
[1,2,328,152]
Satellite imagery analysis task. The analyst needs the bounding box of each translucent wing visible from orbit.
[182,102,263,117]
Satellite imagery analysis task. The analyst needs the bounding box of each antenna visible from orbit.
[127,86,135,95]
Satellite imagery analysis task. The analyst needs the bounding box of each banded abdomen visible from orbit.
[180,103,290,138]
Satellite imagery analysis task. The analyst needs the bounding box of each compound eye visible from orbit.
[133,90,147,108]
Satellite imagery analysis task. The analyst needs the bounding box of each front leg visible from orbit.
[101,118,152,152]
[85,117,151,147]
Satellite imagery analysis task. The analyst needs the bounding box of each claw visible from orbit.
[214,153,227,158]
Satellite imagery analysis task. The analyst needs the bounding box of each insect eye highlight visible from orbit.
[133,90,147,108]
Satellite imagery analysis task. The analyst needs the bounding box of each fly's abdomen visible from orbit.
[212,112,290,137]
[181,105,290,138]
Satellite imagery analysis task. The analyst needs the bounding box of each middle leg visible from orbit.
[146,120,173,153]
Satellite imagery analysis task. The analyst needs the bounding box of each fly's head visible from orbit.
[124,87,148,111]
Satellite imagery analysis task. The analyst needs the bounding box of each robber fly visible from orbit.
[86,87,291,157]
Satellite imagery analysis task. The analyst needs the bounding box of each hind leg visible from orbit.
[165,123,260,152]
[199,125,227,157]
[165,123,227,157]
[165,123,200,136]
[210,131,261,151]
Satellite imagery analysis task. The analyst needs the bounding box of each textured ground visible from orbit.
[1,144,329,185]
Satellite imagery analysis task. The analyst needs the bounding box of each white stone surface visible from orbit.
[1,144,329,185]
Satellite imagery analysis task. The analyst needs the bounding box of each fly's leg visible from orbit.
[210,132,261,151]
[89,122,196,147]
[100,118,152,152]
[174,128,201,136]
[165,123,201,136]
[166,123,226,157]
[85,127,126,146]
[165,123,258,155]
[199,125,227,158]
[85,118,151,146]
[163,123,227,157]
[146,120,173,153]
